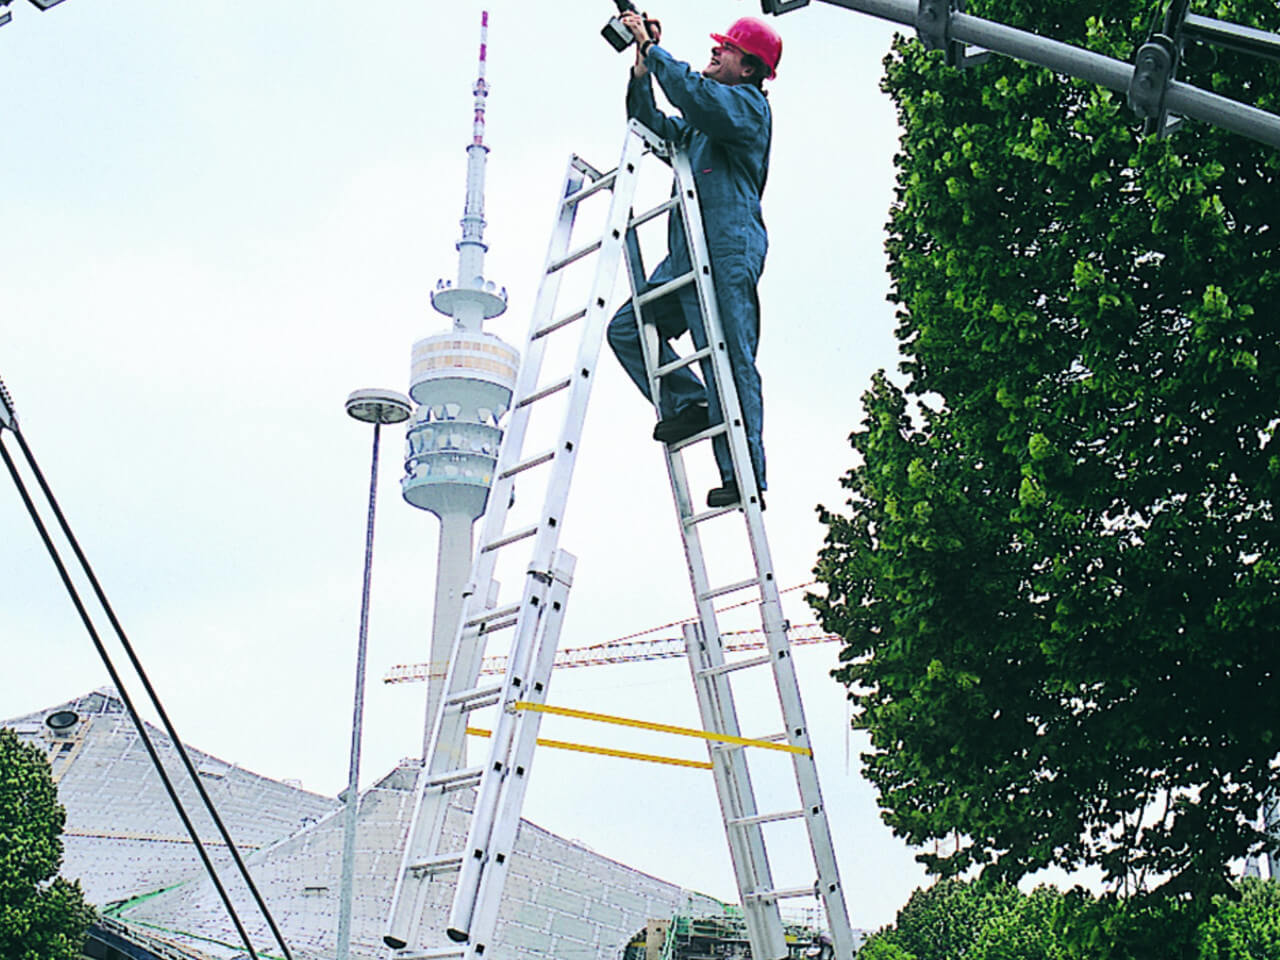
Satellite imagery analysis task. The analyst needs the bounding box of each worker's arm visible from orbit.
[626,67,688,143]
[643,47,769,147]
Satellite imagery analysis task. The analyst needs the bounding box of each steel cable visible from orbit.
[0,434,261,959]
[0,393,292,960]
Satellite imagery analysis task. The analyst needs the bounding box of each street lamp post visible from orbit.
[338,388,411,960]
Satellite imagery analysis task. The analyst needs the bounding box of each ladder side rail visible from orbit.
[625,164,771,942]
[659,147,769,645]
[668,147,764,515]
[445,563,559,942]
[620,183,702,537]
[632,140,787,960]
[425,151,597,772]
[442,130,648,950]
[424,154,591,780]
[384,157,590,951]
[452,554,577,954]
[622,138,746,655]
[456,156,592,615]
[667,146,857,959]
[684,624,788,960]
[439,130,649,954]
[516,130,650,582]
[757,604,857,958]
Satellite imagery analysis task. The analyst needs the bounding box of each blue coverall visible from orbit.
[606,44,771,492]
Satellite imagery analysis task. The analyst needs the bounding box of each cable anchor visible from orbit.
[1129,0,1190,138]
[916,0,990,68]
[0,375,17,433]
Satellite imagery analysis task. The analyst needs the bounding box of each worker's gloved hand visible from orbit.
[621,12,661,46]
[623,12,660,77]
[620,11,649,44]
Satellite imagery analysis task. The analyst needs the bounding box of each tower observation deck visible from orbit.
[402,10,519,739]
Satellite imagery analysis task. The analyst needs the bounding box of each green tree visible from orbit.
[0,728,95,960]
[1195,877,1280,959]
[859,879,1280,960]
[971,884,1075,960]
[814,0,1279,914]
[858,879,1073,960]
[860,879,1020,959]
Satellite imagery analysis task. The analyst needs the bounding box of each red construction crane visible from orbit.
[382,622,840,685]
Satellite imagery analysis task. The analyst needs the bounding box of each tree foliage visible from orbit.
[0,729,95,960]
[814,0,1280,903]
[858,878,1280,960]
[1195,877,1280,960]
[862,878,1035,960]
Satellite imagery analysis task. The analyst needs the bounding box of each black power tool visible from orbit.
[601,0,660,52]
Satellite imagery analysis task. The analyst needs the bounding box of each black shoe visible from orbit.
[706,481,766,511]
[706,481,741,508]
[653,404,710,444]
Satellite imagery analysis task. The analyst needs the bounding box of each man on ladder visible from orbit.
[606,13,782,508]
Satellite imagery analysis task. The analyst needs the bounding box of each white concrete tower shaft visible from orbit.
[402,10,519,760]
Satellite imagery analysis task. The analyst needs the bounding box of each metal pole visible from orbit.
[338,389,410,960]
[1264,789,1280,880]
[336,422,379,960]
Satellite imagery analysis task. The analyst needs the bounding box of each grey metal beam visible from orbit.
[1184,12,1280,63]
[810,0,1280,149]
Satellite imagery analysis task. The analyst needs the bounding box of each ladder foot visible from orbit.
[446,927,470,944]
[385,935,408,949]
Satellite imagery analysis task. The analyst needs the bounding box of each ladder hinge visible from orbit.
[409,854,465,877]
[445,684,504,711]
[423,766,485,791]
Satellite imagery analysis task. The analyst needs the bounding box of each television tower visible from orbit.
[401,10,519,754]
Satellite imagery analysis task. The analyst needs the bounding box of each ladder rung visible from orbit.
[698,577,762,602]
[399,948,467,960]
[532,308,587,341]
[669,422,727,454]
[547,238,603,274]
[500,449,555,480]
[445,683,503,710]
[464,602,522,629]
[570,154,604,179]
[563,169,616,207]
[696,653,772,677]
[652,346,711,380]
[728,809,806,828]
[423,765,485,791]
[629,196,680,230]
[480,524,538,553]
[515,378,572,410]
[683,504,739,527]
[635,270,696,308]
[408,853,465,876]
[745,885,819,902]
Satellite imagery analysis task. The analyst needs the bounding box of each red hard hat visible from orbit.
[711,17,782,79]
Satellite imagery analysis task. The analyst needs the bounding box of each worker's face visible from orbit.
[703,42,755,85]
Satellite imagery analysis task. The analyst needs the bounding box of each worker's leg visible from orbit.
[678,298,733,483]
[710,262,766,492]
[607,287,707,419]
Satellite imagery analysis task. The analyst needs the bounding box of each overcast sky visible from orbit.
[0,0,935,931]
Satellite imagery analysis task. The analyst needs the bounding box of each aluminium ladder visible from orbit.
[383,119,855,960]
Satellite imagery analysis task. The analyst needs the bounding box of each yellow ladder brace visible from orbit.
[466,727,712,770]
[511,701,813,756]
